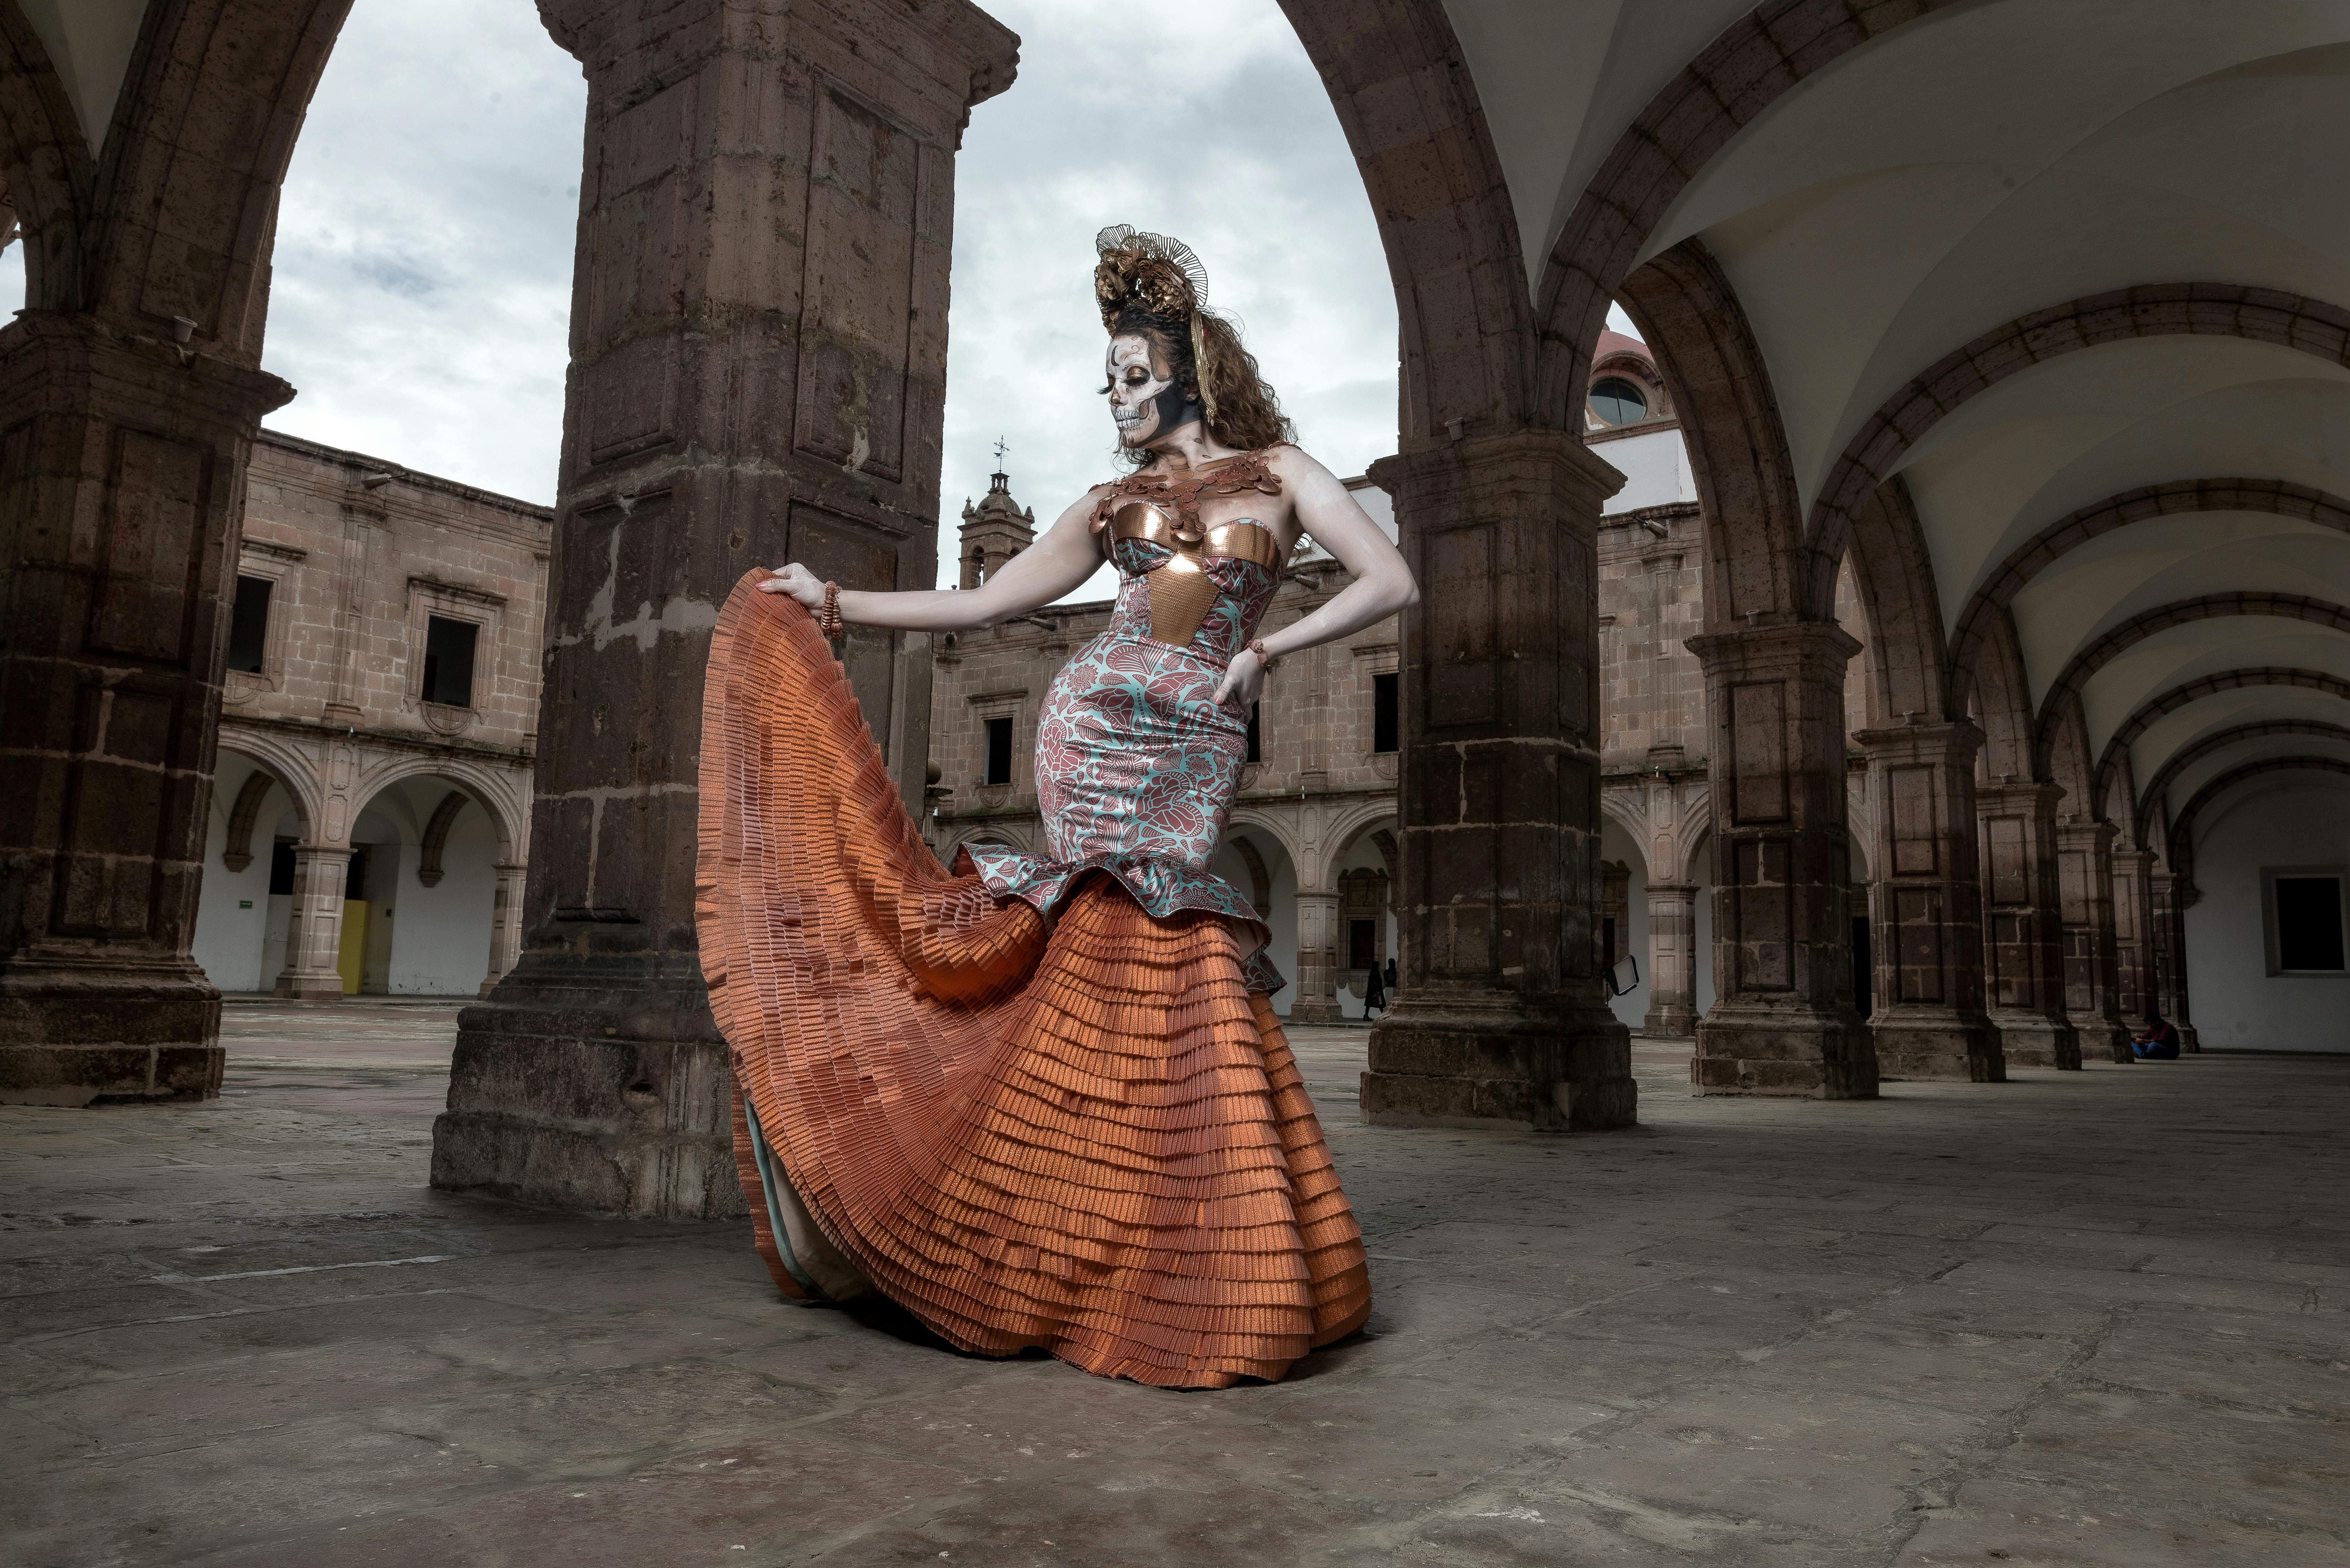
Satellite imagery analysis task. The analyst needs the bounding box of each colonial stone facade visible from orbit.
[189,431,547,1003]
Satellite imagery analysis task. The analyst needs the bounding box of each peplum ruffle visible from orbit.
[955,843,1287,995]
[696,569,1369,1388]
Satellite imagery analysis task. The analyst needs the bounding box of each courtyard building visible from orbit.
[191,430,547,1006]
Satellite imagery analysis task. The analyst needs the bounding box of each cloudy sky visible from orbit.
[1,0,1632,599]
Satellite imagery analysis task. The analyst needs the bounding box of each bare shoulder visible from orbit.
[1264,443,1340,490]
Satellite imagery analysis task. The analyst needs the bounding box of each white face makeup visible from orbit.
[1102,332,1199,449]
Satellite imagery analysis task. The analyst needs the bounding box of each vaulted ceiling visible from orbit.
[1447,0,2350,855]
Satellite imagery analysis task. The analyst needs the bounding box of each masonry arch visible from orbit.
[2137,721,2350,847]
[2099,669,2350,816]
[2035,597,2350,778]
[1215,814,1303,1018]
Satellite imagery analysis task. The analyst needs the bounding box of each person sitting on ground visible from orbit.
[2131,1011,2182,1060]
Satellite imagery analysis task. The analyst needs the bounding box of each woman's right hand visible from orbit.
[757,562,826,612]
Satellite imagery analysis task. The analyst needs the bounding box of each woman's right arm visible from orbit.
[760,489,1109,633]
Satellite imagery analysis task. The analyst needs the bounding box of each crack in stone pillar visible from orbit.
[1975,781,2081,1069]
[1641,883,1700,1037]
[1360,431,1636,1133]
[0,320,293,1104]
[1852,719,2003,1082]
[273,845,353,1000]
[428,0,1019,1217]
[1683,622,1876,1098]
[2055,818,2132,1063]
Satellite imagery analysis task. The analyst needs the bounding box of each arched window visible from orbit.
[1588,377,1649,427]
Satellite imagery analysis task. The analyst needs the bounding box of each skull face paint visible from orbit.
[1103,332,1200,449]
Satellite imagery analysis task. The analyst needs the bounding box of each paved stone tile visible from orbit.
[5,1005,2350,1563]
[1897,1475,2350,1565]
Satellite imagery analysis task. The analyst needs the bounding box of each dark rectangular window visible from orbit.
[226,576,272,674]
[1349,919,1376,970]
[983,716,1014,786]
[345,846,370,902]
[1246,702,1262,764]
[268,840,296,896]
[421,615,478,707]
[1373,672,1399,754]
[2277,875,2346,971]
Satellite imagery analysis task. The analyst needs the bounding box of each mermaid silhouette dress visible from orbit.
[696,447,1371,1388]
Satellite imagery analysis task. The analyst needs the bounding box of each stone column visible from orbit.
[430,0,1018,1216]
[1641,883,1700,1036]
[2164,876,2201,1051]
[1290,889,1343,1024]
[0,320,293,1104]
[1361,431,1637,1132]
[1851,720,2003,1082]
[2111,848,2157,1031]
[1683,622,1876,1097]
[2055,819,2131,1062]
[1975,781,2081,1069]
[480,862,528,997]
[272,846,353,1000]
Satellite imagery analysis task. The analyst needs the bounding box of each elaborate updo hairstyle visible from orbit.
[1093,225,1294,459]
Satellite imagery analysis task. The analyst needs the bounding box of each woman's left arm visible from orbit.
[1211,448,1420,708]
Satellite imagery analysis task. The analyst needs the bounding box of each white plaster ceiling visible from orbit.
[2010,516,2350,691]
[2160,731,2350,825]
[1434,0,2350,824]
[2081,625,2350,764]
[2192,773,2350,844]
[2130,686,2350,805]
[15,0,150,157]
[1438,0,1753,291]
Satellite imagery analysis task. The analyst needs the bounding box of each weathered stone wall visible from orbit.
[229,431,550,756]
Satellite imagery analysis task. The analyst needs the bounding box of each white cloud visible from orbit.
[0,0,1423,606]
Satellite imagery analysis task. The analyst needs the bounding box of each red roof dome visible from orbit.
[1594,328,1651,366]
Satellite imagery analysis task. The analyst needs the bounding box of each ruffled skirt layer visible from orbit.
[695,571,1371,1387]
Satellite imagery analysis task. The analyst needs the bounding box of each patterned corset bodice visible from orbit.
[1102,532,1282,667]
[955,448,1292,991]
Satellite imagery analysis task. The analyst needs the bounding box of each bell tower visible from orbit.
[958,443,1036,589]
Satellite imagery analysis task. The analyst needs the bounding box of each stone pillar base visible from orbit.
[273,974,345,1001]
[1990,1012,2081,1070]
[1363,997,1635,1132]
[1693,1007,1877,1098]
[1870,1014,2005,1082]
[0,960,224,1105]
[2075,1022,2134,1064]
[1641,1002,1698,1038]
[2177,1023,2199,1053]
[429,956,745,1219]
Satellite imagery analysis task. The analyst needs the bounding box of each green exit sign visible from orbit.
[239,900,253,909]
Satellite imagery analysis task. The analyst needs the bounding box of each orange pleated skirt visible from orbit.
[694,570,1371,1387]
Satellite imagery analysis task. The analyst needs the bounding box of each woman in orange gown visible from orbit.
[696,228,1417,1388]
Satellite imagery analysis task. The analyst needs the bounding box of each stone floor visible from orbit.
[4,1004,2348,1566]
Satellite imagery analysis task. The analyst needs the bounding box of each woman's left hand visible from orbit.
[1214,647,1268,712]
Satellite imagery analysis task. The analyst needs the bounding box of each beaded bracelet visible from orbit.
[1247,637,1277,671]
[819,581,843,641]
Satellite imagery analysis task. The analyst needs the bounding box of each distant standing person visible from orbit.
[1362,959,1387,1019]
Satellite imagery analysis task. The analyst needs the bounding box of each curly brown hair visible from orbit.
[1108,303,1295,458]
[1094,227,1294,459]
